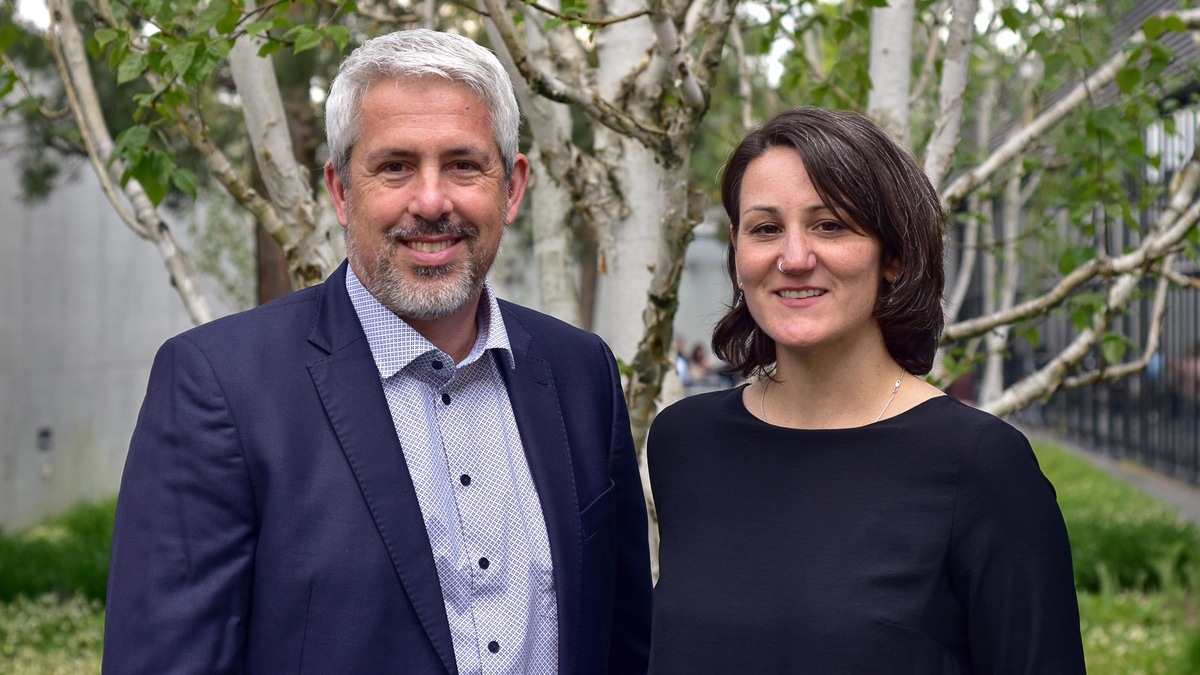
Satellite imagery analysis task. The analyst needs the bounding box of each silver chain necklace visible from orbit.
[759,368,906,426]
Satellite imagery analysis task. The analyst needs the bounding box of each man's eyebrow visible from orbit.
[362,144,492,163]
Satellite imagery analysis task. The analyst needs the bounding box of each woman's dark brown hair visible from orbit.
[712,107,945,378]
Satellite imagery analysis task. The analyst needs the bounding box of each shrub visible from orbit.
[0,498,116,603]
[1034,444,1200,593]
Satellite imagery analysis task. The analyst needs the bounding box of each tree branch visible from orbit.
[648,0,704,109]
[942,9,1200,210]
[522,0,649,26]
[480,0,669,149]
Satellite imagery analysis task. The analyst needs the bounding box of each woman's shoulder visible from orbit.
[897,396,1039,472]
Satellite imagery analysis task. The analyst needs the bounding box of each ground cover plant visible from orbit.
[1034,443,1200,673]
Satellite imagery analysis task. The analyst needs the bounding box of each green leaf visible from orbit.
[93,27,123,49]
[116,52,149,85]
[1143,17,1165,41]
[128,151,172,206]
[171,168,199,199]
[167,42,197,77]
[1116,66,1140,94]
[543,17,564,31]
[257,40,283,57]
[861,0,889,7]
[284,25,322,53]
[245,21,272,36]
[999,7,1022,31]
[1101,332,1133,365]
[1068,293,1103,332]
[196,0,229,33]
[324,25,350,52]
[112,125,152,165]
[217,1,243,34]
[1163,15,1187,34]
[1058,245,1096,275]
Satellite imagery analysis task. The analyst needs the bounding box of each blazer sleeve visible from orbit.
[600,337,654,674]
[950,420,1086,674]
[103,336,258,674]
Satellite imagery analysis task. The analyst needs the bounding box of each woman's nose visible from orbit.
[777,233,815,274]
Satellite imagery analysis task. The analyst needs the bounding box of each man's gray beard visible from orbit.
[345,221,489,322]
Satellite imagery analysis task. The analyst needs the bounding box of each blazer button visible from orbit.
[488,640,500,653]
[478,557,489,569]
[460,474,471,486]
[441,393,451,405]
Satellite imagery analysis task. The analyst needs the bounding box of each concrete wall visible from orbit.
[0,147,193,531]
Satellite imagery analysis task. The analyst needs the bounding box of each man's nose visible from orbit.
[407,169,452,221]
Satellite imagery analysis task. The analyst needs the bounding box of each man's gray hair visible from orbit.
[325,29,521,184]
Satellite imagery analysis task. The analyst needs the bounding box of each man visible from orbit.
[103,29,652,674]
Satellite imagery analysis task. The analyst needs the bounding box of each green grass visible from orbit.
[1035,443,1200,674]
[5,444,1200,672]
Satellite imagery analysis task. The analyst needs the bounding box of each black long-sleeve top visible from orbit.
[647,388,1085,674]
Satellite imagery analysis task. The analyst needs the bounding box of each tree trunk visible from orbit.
[867,0,915,142]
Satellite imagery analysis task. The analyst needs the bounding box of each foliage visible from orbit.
[0,498,116,604]
[1034,442,1200,672]
[1034,443,1200,593]
[0,594,104,674]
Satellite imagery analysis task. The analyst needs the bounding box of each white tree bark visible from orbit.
[867,0,915,143]
[923,0,977,189]
[485,4,583,325]
[229,1,336,288]
[590,0,670,361]
[979,169,1021,404]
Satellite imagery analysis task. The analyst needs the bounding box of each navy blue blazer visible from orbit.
[103,262,652,674]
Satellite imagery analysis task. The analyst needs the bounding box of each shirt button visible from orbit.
[441,393,451,405]
[431,360,443,370]
[460,474,471,486]
[478,557,489,570]
[488,641,500,653]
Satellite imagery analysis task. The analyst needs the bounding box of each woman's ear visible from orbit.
[883,256,902,284]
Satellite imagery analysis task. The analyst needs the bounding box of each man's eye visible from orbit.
[380,162,408,173]
[451,161,479,172]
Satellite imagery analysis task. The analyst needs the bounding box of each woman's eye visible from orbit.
[748,222,781,236]
[816,220,845,233]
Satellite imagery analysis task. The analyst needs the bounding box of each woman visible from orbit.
[647,108,1084,673]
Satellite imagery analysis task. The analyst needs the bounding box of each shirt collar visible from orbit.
[346,265,515,378]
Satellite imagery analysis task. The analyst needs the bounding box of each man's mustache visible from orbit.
[384,219,478,242]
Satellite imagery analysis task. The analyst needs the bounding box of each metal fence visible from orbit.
[1010,106,1200,482]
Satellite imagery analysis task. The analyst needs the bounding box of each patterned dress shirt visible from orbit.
[347,268,558,675]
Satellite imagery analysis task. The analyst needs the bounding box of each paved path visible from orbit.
[1023,427,1200,526]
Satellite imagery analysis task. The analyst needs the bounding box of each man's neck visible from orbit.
[401,292,484,364]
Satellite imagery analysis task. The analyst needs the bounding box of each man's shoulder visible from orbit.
[175,284,324,347]
[498,300,598,343]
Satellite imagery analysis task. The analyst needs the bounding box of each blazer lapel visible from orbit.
[306,263,458,674]
[497,306,582,674]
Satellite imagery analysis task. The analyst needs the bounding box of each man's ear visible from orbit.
[324,163,350,228]
[504,154,531,224]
